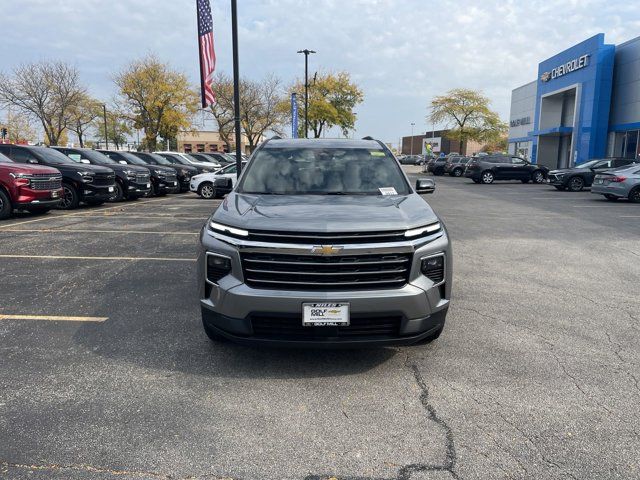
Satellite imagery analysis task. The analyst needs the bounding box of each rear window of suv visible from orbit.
[239,147,411,195]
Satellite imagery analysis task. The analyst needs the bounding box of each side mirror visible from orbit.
[416,178,436,194]
[119,160,127,165]
[80,159,90,164]
[214,177,233,189]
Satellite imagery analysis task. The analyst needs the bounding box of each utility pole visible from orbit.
[297,49,316,139]
[410,122,415,156]
[231,0,243,174]
[102,104,109,150]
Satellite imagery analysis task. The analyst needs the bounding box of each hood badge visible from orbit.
[311,245,344,255]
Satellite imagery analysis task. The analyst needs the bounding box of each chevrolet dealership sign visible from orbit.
[541,54,590,82]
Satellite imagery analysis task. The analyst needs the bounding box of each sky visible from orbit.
[2,0,640,147]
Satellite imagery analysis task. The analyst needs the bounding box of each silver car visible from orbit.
[197,138,451,347]
[591,164,640,203]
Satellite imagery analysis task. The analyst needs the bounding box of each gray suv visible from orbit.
[197,138,452,347]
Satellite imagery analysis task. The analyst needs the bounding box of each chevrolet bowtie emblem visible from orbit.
[311,245,344,255]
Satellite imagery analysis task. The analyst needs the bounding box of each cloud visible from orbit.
[2,0,639,145]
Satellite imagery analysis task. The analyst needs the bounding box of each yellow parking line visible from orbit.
[0,229,199,235]
[0,254,196,262]
[0,314,107,322]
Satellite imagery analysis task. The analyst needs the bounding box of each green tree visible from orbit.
[94,110,133,150]
[115,55,198,151]
[0,61,86,145]
[68,95,102,147]
[429,88,507,153]
[288,72,364,138]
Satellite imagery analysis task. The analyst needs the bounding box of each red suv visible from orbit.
[0,152,63,219]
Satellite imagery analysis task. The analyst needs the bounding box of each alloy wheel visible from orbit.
[60,186,73,209]
[453,169,462,177]
[630,189,640,203]
[534,172,545,184]
[481,172,494,184]
[200,184,215,199]
[569,177,584,191]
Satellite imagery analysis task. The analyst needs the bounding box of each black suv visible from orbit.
[0,144,115,209]
[98,150,177,196]
[443,156,469,177]
[464,155,548,184]
[427,157,450,175]
[547,158,639,192]
[132,152,194,193]
[52,147,151,201]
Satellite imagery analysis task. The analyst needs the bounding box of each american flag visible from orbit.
[197,0,216,107]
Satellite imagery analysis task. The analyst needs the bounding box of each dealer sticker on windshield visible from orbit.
[379,187,398,196]
[302,303,350,326]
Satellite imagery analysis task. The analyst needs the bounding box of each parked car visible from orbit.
[398,155,419,165]
[190,152,234,166]
[52,147,151,201]
[443,156,469,177]
[197,137,449,347]
[98,150,178,196]
[154,151,220,172]
[427,156,450,176]
[126,152,184,193]
[0,152,63,219]
[464,155,548,184]
[591,164,640,203]
[0,144,115,209]
[190,161,247,199]
[131,152,197,193]
[547,158,638,192]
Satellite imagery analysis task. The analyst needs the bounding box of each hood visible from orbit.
[54,163,114,174]
[177,164,199,173]
[148,165,176,174]
[0,163,60,175]
[212,192,439,233]
[106,163,148,174]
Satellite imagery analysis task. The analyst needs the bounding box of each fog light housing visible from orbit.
[421,253,445,285]
[206,253,232,284]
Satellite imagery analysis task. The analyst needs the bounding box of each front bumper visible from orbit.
[197,226,452,347]
[81,184,115,201]
[546,174,566,186]
[15,187,63,207]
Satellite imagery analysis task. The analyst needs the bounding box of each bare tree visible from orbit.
[209,73,236,151]
[68,94,102,147]
[0,61,86,145]
[240,74,286,152]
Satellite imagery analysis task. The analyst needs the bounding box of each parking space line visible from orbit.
[0,314,108,322]
[0,229,199,235]
[0,254,196,262]
[62,214,207,220]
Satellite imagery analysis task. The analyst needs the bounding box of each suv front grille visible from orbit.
[251,313,402,340]
[30,176,62,190]
[165,173,177,182]
[241,252,412,291]
[246,229,408,244]
[92,174,116,186]
[135,174,150,184]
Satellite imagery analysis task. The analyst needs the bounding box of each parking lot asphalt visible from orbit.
[1,172,639,480]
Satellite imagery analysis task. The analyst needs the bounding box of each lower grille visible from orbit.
[251,313,402,340]
[241,252,412,291]
[92,175,116,186]
[135,174,150,184]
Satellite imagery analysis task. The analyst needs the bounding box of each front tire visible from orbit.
[0,189,11,220]
[198,182,216,199]
[481,171,495,184]
[628,188,640,204]
[59,183,80,210]
[110,181,125,202]
[452,168,463,177]
[568,176,585,192]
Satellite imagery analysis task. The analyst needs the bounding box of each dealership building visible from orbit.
[508,33,640,169]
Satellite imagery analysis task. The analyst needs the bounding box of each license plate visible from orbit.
[108,186,115,192]
[51,191,59,198]
[302,303,349,327]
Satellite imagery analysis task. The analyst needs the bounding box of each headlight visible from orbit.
[209,221,249,237]
[404,222,441,238]
[154,170,166,178]
[9,172,30,186]
[77,171,94,183]
[123,169,136,178]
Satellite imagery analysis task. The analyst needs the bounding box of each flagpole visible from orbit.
[231,0,243,174]
[196,1,206,108]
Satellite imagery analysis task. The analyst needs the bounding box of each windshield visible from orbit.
[118,152,148,165]
[162,154,189,165]
[75,149,117,164]
[34,147,76,165]
[185,154,205,164]
[238,147,411,195]
[575,160,602,169]
[146,153,173,165]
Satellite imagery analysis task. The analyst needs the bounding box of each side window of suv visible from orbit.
[10,147,38,164]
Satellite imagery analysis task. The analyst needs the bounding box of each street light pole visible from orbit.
[231,0,243,174]
[102,104,109,150]
[297,49,316,139]
[410,122,415,156]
